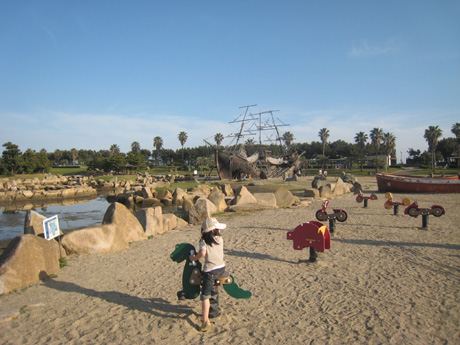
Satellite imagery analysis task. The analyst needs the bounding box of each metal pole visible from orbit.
[328,216,336,234]
[422,213,429,228]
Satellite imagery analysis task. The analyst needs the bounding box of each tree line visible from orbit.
[1,124,459,176]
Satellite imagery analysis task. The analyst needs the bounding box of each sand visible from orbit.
[1,177,459,344]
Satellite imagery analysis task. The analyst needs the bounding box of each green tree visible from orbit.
[54,149,63,165]
[153,136,163,164]
[178,131,188,159]
[109,144,120,157]
[424,125,443,172]
[130,141,141,155]
[354,131,368,171]
[2,142,22,175]
[383,132,396,167]
[407,148,422,164]
[70,148,79,165]
[214,133,224,146]
[370,128,384,172]
[318,128,330,156]
[452,122,460,167]
[282,131,294,149]
[126,152,147,169]
[437,138,456,166]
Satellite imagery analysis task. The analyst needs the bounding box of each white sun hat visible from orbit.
[201,217,227,233]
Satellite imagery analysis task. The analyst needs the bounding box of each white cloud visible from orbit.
[1,106,458,163]
[349,37,401,58]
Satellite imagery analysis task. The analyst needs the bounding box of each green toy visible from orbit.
[170,243,251,300]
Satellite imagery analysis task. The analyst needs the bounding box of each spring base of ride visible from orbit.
[422,213,429,228]
[309,247,318,262]
[328,217,336,234]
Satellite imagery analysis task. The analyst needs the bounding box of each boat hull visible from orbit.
[215,150,257,180]
[376,173,460,193]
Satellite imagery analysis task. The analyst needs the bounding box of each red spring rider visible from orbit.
[286,221,331,262]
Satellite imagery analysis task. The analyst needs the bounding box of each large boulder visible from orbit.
[188,198,218,225]
[155,189,173,200]
[24,210,47,236]
[319,185,333,198]
[0,235,61,294]
[182,194,198,212]
[24,210,64,237]
[312,176,323,189]
[61,224,127,254]
[253,193,277,207]
[333,177,350,196]
[162,214,178,233]
[340,172,357,184]
[207,188,228,212]
[350,182,363,193]
[102,202,147,243]
[172,188,187,206]
[220,184,234,196]
[231,186,257,205]
[189,184,212,197]
[134,206,164,236]
[274,188,297,208]
[304,189,320,198]
[141,186,153,199]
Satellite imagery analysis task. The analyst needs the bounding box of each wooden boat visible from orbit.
[209,105,302,180]
[215,149,258,180]
[376,172,460,193]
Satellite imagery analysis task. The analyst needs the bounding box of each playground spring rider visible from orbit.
[315,200,347,233]
[170,243,251,317]
[355,189,378,208]
[286,221,331,262]
[384,192,411,215]
[404,201,445,228]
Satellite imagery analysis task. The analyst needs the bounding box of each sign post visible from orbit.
[43,215,62,257]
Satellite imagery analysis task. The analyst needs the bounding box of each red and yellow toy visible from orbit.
[355,189,378,208]
[384,192,411,215]
[286,221,331,262]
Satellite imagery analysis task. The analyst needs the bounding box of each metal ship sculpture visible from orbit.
[205,105,303,180]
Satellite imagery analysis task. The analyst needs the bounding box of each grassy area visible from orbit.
[50,166,90,175]
[2,165,458,184]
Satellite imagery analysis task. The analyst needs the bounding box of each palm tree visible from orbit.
[54,149,63,165]
[383,132,396,168]
[214,133,224,147]
[109,144,120,157]
[153,136,163,164]
[318,128,330,156]
[424,125,443,173]
[70,148,78,165]
[452,123,460,167]
[354,131,368,171]
[370,127,384,172]
[153,136,163,151]
[178,131,188,159]
[282,131,294,148]
[130,141,141,155]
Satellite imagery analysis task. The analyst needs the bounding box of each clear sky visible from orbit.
[1,1,459,162]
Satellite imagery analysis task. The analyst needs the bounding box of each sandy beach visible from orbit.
[1,176,459,344]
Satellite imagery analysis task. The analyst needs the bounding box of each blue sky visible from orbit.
[1,1,459,162]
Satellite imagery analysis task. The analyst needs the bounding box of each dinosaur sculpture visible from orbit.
[170,243,252,300]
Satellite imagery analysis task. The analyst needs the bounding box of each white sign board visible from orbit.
[43,215,60,240]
